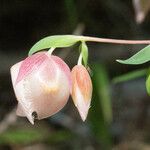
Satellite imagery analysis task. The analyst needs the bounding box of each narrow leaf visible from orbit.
[146,73,150,95]
[112,68,147,83]
[91,63,112,124]
[29,35,81,55]
[89,63,112,149]
[117,45,150,65]
[0,128,46,145]
[80,42,88,67]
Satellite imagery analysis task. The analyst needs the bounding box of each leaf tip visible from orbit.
[116,59,125,64]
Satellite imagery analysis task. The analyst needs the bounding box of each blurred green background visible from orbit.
[1,0,150,149]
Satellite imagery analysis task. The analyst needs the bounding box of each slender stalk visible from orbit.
[77,53,82,65]
[48,47,55,55]
[78,35,150,44]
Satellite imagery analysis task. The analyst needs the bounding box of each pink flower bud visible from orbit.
[10,52,71,124]
[71,65,92,121]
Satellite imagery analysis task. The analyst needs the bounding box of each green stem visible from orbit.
[48,47,55,55]
[77,53,82,65]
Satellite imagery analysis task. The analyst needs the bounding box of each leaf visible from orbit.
[112,68,147,83]
[29,35,81,55]
[80,42,88,67]
[47,130,73,144]
[0,128,46,145]
[89,63,112,149]
[117,45,150,65]
[91,63,112,124]
[146,69,150,95]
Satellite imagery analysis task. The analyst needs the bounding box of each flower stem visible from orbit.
[78,36,150,44]
[48,47,55,55]
[77,53,82,65]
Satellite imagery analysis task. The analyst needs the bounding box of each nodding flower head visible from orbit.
[71,65,92,121]
[11,50,93,124]
[11,52,71,124]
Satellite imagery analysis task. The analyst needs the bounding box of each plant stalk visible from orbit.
[78,36,150,44]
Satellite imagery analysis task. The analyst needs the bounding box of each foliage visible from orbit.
[112,68,147,83]
[80,41,88,67]
[89,63,112,149]
[29,35,82,55]
[117,45,150,65]
[117,45,150,95]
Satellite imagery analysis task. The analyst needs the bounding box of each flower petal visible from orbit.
[71,65,92,121]
[51,55,72,89]
[11,53,71,124]
[16,52,47,84]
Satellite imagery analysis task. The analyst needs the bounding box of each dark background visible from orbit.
[0,0,150,149]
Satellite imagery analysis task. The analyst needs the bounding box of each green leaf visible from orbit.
[89,63,112,149]
[112,69,147,83]
[80,42,88,67]
[47,130,73,144]
[146,71,150,95]
[117,45,150,65]
[29,35,81,55]
[0,128,46,145]
[91,63,112,124]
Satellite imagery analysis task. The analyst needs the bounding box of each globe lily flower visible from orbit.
[71,65,92,121]
[11,50,93,124]
[10,52,71,124]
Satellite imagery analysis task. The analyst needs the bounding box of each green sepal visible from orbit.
[80,41,88,67]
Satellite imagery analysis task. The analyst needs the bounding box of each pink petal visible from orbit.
[16,52,48,84]
[51,55,72,89]
[71,65,92,121]
[11,53,71,124]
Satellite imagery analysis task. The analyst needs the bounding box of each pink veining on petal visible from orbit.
[11,52,71,124]
[51,55,72,89]
[16,52,48,84]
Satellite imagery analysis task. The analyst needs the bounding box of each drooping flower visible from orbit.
[71,65,92,121]
[10,52,71,124]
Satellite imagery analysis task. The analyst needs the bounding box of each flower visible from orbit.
[71,65,92,121]
[10,52,71,124]
[11,51,93,124]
